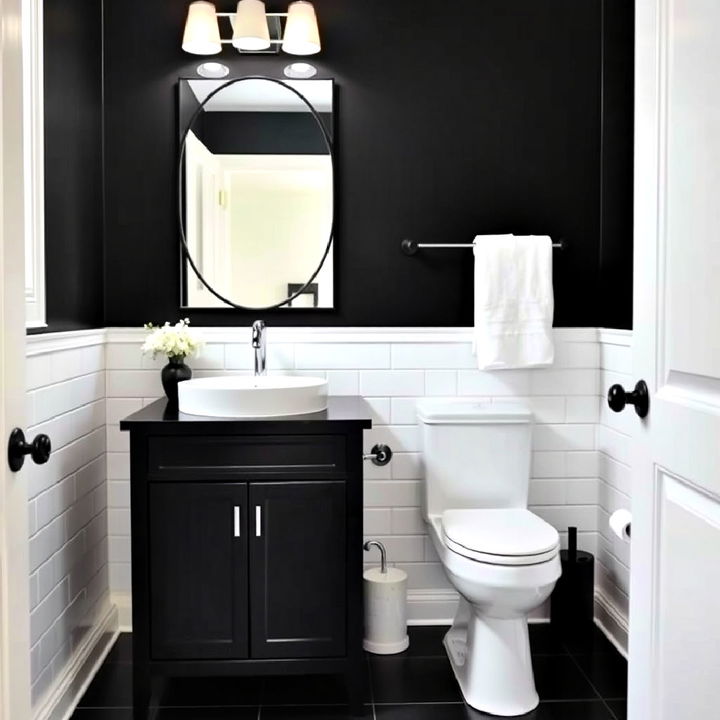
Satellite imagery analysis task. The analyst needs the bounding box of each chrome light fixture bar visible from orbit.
[182,0,321,57]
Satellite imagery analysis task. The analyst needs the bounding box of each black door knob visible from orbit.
[7,428,52,472]
[607,380,650,419]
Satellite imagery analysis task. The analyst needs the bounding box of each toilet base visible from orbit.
[444,598,539,717]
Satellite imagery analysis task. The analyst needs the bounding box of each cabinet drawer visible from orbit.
[147,435,346,479]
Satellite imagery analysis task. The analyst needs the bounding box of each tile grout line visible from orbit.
[372,699,611,706]
[73,631,625,718]
[257,675,266,717]
[564,648,622,720]
[28,368,106,395]
[366,654,377,720]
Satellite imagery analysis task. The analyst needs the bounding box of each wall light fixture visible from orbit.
[283,61,317,78]
[182,0,321,57]
[197,61,230,78]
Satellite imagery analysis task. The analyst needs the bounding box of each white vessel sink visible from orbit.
[178,376,328,418]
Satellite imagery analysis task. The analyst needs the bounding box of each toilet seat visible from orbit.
[441,509,560,566]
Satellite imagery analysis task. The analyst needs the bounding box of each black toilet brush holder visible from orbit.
[550,526,594,637]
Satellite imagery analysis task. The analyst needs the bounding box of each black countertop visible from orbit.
[120,396,373,432]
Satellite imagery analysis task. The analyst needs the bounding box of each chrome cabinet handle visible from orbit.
[233,505,241,538]
[255,505,262,537]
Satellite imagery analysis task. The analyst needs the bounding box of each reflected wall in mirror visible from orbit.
[178,77,334,310]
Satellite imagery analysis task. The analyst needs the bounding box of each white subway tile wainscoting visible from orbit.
[25,331,117,718]
[101,327,607,627]
[25,325,632,717]
[595,329,633,654]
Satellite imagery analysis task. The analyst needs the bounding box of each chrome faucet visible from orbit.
[252,320,267,376]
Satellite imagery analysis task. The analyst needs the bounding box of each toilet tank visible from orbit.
[417,399,533,518]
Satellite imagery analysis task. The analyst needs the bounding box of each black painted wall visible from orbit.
[599,0,634,329]
[38,0,104,332]
[41,0,633,330]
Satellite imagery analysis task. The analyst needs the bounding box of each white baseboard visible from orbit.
[33,601,119,720]
[112,591,133,631]
[594,591,629,659]
[405,590,458,625]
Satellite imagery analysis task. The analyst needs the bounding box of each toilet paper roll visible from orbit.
[363,567,409,654]
[609,509,632,541]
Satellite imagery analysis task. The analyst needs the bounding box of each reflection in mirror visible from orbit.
[179,77,334,309]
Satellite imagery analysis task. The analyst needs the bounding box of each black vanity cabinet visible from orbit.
[249,480,347,659]
[148,482,250,660]
[120,397,372,718]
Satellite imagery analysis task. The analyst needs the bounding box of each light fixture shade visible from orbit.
[182,1,221,55]
[232,0,270,51]
[282,1,320,56]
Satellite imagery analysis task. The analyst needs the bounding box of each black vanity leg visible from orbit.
[346,429,368,717]
[130,433,152,720]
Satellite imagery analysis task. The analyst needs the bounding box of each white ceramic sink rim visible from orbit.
[178,375,328,418]
[183,376,326,391]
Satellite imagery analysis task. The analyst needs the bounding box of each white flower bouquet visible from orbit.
[142,319,203,361]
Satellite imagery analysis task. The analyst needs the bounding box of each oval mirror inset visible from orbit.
[178,76,334,310]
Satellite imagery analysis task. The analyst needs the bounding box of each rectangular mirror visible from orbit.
[178,78,334,310]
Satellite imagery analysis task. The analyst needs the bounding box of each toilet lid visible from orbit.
[442,509,559,565]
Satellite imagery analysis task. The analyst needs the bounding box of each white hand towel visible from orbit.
[472,234,554,370]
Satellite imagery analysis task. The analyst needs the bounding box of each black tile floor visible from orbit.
[71,625,627,719]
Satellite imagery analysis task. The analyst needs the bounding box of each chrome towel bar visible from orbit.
[401,237,567,256]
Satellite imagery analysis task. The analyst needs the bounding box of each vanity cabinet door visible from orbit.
[149,483,249,659]
[250,481,346,659]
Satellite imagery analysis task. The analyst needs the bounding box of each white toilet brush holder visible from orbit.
[363,540,409,654]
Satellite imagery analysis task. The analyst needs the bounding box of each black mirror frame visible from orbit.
[177,75,335,311]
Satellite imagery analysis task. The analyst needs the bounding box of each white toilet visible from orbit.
[417,399,561,717]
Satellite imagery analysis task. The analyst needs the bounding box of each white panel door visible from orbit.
[0,0,32,717]
[631,0,720,718]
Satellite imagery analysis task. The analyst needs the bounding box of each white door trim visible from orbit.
[21,0,44,330]
[631,0,720,716]
[0,0,33,715]
[629,0,662,714]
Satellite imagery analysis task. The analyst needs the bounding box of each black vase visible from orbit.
[161,356,192,410]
